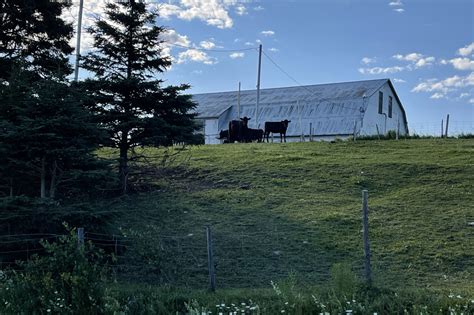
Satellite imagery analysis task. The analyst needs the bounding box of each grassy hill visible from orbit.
[104,139,473,292]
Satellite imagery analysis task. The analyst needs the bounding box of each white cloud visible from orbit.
[268,47,279,52]
[393,78,406,83]
[255,39,262,44]
[200,40,216,49]
[261,30,275,36]
[469,98,474,104]
[162,29,191,47]
[358,66,404,75]
[449,57,474,71]
[229,52,245,59]
[389,0,403,6]
[177,49,217,65]
[160,29,191,59]
[412,73,474,95]
[458,42,474,56]
[430,93,445,99]
[158,3,183,19]
[414,56,435,68]
[459,93,470,98]
[389,0,404,12]
[157,0,253,29]
[162,31,217,66]
[253,5,264,11]
[244,41,254,46]
[235,5,247,16]
[393,53,423,62]
[393,53,435,68]
[361,57,376,65]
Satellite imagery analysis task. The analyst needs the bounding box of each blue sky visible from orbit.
[70,0,474,134]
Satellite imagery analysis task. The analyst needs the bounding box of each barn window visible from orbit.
[388,96,393,118]
[378,91,383,114]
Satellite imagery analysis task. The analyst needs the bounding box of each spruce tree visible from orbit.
[0,0,73,80]
[0,69,106,199]
[0,0,106,199]
[82,1,199,194]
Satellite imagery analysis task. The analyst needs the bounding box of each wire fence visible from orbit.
[0,224,413,289]
[409,120,473,136]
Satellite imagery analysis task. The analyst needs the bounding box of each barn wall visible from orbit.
[204,119,220,144]
[360,82,408,136]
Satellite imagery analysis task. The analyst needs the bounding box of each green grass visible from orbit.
[100,139,474,292]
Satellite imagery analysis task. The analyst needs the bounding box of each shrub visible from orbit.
[330,262,359,299]
[0,226,110,314]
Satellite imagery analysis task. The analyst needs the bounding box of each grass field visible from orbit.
[103,139,474,292]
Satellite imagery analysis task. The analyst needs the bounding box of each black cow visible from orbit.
[228,117,251,142]
[245,128,264,142]
[264,120,291,142]
[216,129,229,143]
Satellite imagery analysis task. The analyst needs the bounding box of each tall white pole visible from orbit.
[74,0,84,82]
[255,44,262,128]
[238,81,241,119]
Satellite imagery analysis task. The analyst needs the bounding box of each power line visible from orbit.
[262,50,306,88]
[168,42,258,53]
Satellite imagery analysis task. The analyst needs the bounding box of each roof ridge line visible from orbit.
[192,78,389,96]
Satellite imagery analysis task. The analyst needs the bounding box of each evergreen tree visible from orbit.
[0,70,106,198]
[82,1,200,194]
[0,0,73,80]
[0,0,107,199]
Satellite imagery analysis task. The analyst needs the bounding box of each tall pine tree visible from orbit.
[0,0,106,199]
[0,0,73,80]
[82,1,200,194]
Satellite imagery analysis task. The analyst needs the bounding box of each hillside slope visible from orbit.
[108,139,474,291]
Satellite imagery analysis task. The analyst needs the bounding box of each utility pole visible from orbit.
[238,81,241,119]
[74,0,85,82]
[255,44,262,128]
[445,114,450,138]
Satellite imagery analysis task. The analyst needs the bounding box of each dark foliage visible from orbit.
[0,0,73,80]
[0,70,111,199]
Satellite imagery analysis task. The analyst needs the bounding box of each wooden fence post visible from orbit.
[396,119,400,140]
[375,124,381,140]
[441,119,444,138]
[309,123,313,141]
[206,226,216,292]
[362,190,372,285]
[353,121,357,141]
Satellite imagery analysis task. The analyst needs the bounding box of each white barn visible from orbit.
[192,79,409,144]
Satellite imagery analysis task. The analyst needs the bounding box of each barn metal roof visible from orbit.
[192,79,405,136]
